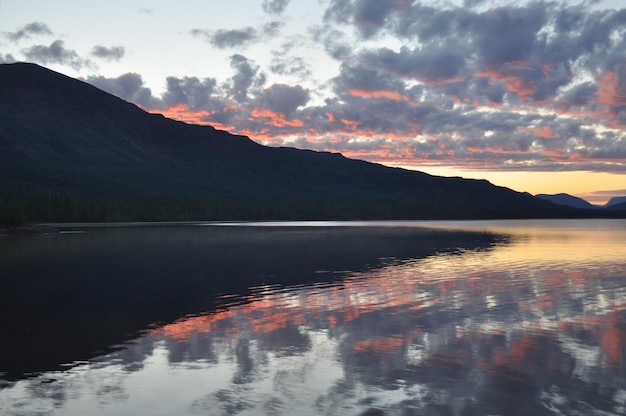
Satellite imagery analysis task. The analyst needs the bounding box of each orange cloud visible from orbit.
[354,335,405,354]
[555,70,626,129]
[348,89,408,101]
[476,66,536,99]
[251,108,304,127]
[516,125,560,139]
[551,72,626,129]
[596,71,626,107]
[152,103,236,132]
[156,103,212,125]
[340,118,360,131]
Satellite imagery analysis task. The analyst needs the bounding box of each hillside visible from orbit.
[0,62,615,223]
[606,196,626,207]
[535,193,599,209]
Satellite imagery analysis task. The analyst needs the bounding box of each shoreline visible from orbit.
[2,217,624,236]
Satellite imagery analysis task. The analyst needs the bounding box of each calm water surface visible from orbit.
[1,219,625,415]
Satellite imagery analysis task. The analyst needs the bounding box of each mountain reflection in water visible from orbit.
[1,220,625,416]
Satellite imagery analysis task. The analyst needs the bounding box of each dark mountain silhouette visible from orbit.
[535,193,599,209]
[0,62,622,223]
[606,201,626,210]
[605,196,626,207]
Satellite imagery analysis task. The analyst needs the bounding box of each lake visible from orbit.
[1,219,625,415]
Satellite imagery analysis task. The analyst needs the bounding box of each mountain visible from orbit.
[605,196,626,207]
[606,201,626,210]
[0,62,617,223]
[535,193,599,209]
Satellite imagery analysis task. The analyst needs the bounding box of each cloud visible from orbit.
[162,76,217,110]
[79,1,626,175]
[310,25,353,60]
[332,65,408,99]
[463,0,487,8]
[352,0,396,38]
[229,54,265,102]
[323,0,353,26]
[470,3,548,66]
[22,40,90,70]
[0,53,17,64]
[256,84,309,117]
[262,0,290,15]
[86,72,156,108]
[270,39,312,78]
[581,189,626,203]
[191,21,283,49]
[262,21,283,37]
[91,45,125,61]
[360,45,467,82]
[270,55,311,78]
[4,21,53,42]
[191,27,258,49]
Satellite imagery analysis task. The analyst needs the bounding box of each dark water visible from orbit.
[1,220,625,415]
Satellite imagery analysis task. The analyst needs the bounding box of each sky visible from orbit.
[1,0,626,204]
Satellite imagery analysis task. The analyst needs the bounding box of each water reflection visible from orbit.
[1,220,625,415]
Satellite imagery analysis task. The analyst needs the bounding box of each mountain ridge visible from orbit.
[606,196,626,207]
[535,193,600,209]
[1,62,623,223]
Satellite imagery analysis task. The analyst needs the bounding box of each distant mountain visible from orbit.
[535,193,599,209]
[0,63,620,223]
[605,196,626,207]
[606,201,626,210]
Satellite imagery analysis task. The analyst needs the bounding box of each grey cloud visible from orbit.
[390,5,465,40]
[463,0,487,8]
[556,82,598,109]
[310,26,353,60]
[323,0,407,38]
[0,53,17,63]
[263,21,282,37]
[353,0,396,37]
[229,54,265,102]
[360,45,467,81]
[86,73,156,108]
[390,2,547,63]
[270,56,311,78]
[163,76,217,110]
[22,40,89,70]
[270,39,312,78]
[212,27,257,48]
[332,65,405,96]
[330,2,626,111]
[257,84,309,117]
[262,0,290,15]
[192,21,282,49]
[531,62,573,102]
[4,22,52,42]
[91,45,125,61]
[321,0,626,79]
[191,27,257,49]
[564,7,626,55]
[323,0,353,25]
[471,3,548,66]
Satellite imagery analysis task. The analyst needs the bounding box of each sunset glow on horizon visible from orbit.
[1,0,625,204]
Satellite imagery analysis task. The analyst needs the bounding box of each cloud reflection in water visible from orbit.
[1,220,625,416]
